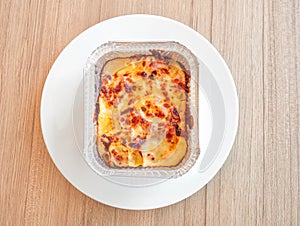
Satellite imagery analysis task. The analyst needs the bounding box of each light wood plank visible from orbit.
[0,0,45,224]
[263,0,300,225]
[115,201,185,226]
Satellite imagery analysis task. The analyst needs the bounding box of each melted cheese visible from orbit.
[96,55,189,167]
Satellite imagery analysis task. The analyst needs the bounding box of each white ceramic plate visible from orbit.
[41,14,238,210]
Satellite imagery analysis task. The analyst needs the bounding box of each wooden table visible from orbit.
[0,0,299,225]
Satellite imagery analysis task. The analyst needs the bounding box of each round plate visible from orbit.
[41,14,238,210]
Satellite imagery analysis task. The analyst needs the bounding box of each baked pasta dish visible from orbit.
[96,51,191,168]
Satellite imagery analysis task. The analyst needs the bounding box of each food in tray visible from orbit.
[95,51,191,168]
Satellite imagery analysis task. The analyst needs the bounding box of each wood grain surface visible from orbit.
[0,0,299,225]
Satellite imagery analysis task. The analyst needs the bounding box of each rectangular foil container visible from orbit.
[83,41,199,178]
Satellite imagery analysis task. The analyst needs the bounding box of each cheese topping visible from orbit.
[96,53,190,167]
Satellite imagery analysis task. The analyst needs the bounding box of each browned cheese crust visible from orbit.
[96,53,190,167]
